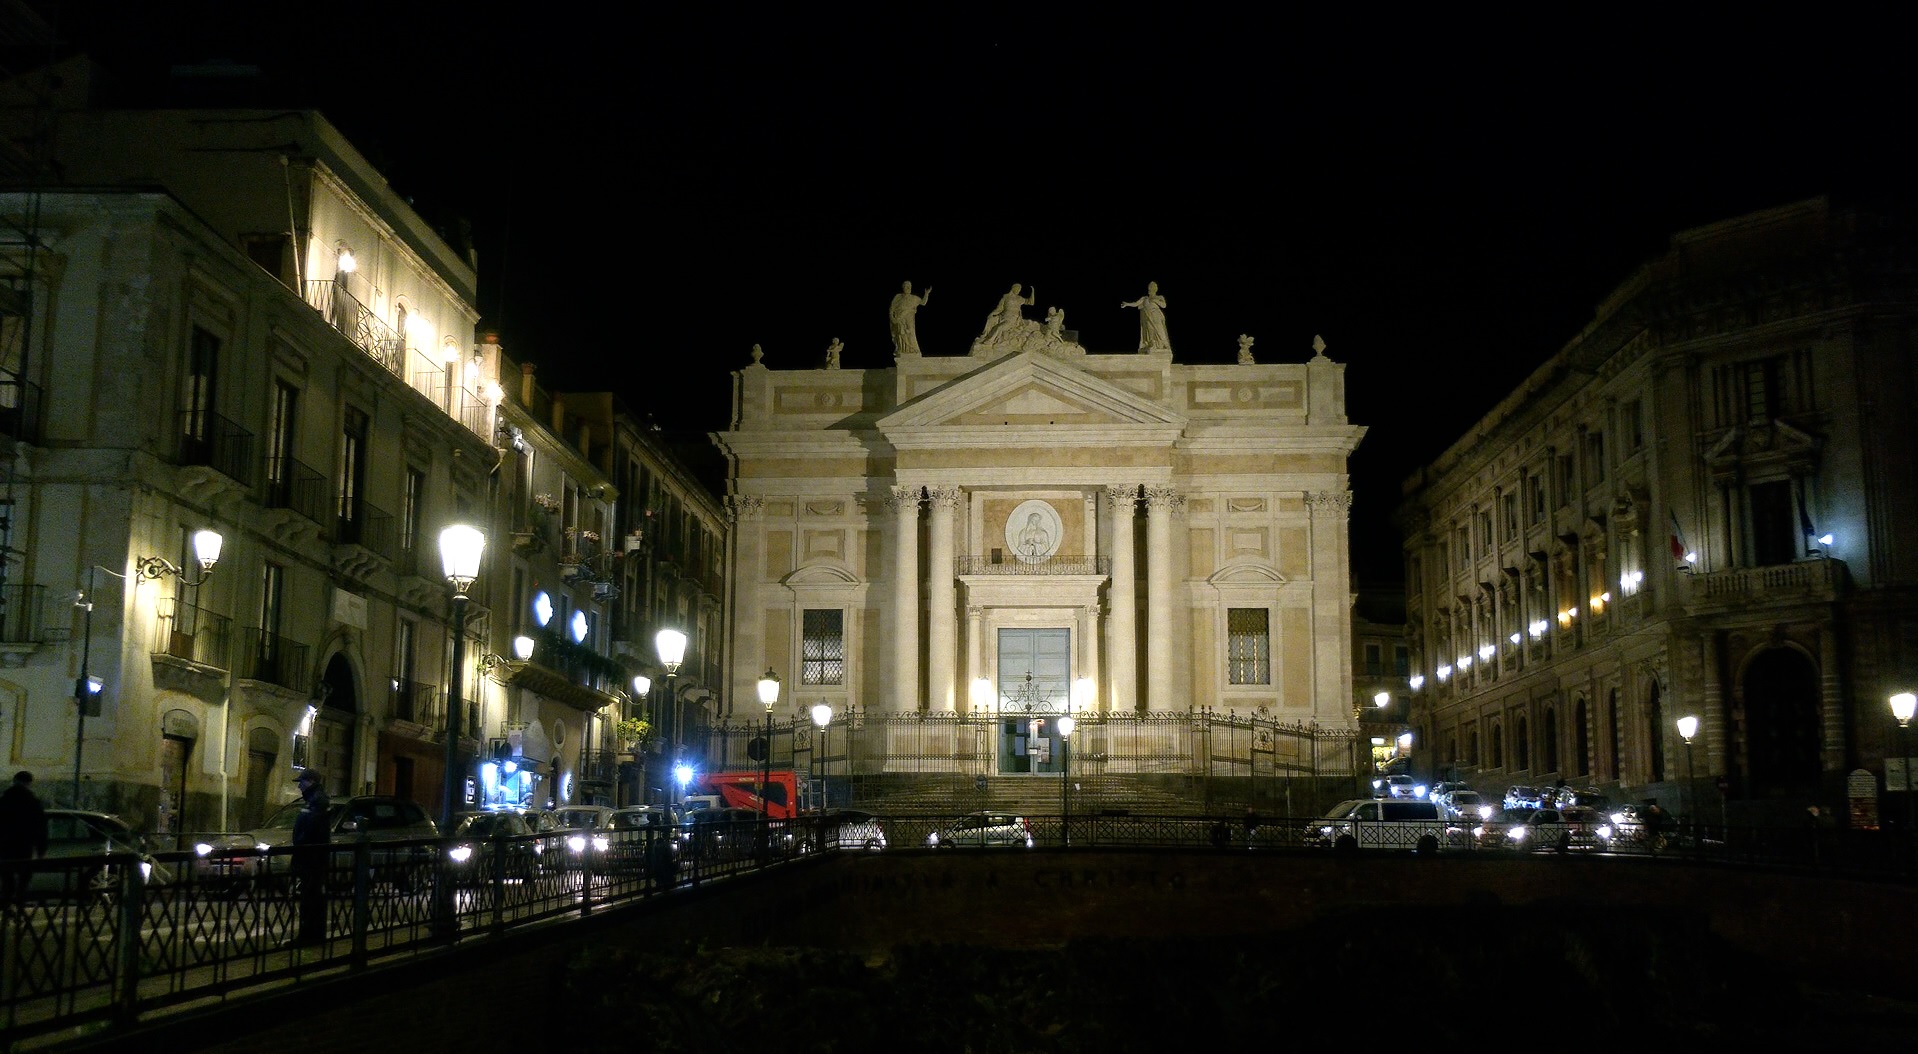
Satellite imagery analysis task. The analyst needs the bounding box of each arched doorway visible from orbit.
[1741,647,1821,797]
[1573,698,1590,777]
[240,726,279,830]
[1646,681,1666,782]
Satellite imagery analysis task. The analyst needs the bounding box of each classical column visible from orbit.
[1105,485,1139,713]
[1699,633,1723,782]
[724,494,766,711]
[1819,626,1846,773]
[888,485,921,712]
[1144,486,1182,711]
[1308,490,1355,725]
[966,605,985,714]
[926,486,961,711]
[1078,602,1102,712]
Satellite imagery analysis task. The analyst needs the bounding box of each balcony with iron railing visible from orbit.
[261,455,329,526]
[303,281,491,442]
[336,500,395,559]
[388,676,440,727]
[153,597,232,668]
[0,372,43,445]
[0,583,47,646]
[233,627,311,694]
[178,410,256,486]
[956,555,1112,576]
[577,749,619,785]
[1683,557,1850,615]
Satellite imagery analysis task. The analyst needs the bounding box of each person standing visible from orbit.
[288,769,332,948]
[0,771,49,915]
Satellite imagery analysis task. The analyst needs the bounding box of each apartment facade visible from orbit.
[1399,198,1918,828]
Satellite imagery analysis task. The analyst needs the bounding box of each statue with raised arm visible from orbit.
[824,338,843,370]
[1120,281,1170,352]
[889,281,931,358]
[980,283,1037,345]
[1237,334,1255,364]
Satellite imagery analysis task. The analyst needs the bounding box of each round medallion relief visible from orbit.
[1004,500,1064,564]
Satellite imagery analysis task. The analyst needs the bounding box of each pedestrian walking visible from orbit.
[0,771,49,915]
[288,769,331,948]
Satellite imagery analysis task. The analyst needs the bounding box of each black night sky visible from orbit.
[33,4,1911,586]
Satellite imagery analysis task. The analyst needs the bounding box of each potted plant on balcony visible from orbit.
[614,716,654,754]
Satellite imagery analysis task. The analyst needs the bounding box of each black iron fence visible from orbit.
[1,810,1912,1048]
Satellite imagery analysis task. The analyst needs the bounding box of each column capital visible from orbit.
[1105,483,1141,510]
[927,485,964,510]
[886,485,922,513]
[1305,489,1353,513]
[1143,486,1184,512]
[725,494,765,521]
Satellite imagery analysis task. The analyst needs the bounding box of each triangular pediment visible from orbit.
[879,351,1186,435]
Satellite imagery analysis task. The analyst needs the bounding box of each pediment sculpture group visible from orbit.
[887,280,1175,361]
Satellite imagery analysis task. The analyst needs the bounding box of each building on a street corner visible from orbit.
[0,58,703,834]
[711,294,1368,810]
[1398,197,1918,829]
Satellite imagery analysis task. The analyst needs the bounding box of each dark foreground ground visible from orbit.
[561,906,1918,1053]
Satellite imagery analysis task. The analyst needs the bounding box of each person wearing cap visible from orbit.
[288,769,331,948]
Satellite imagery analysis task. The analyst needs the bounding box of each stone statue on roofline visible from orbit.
[824,338,843,369]
[889,281,931,358]
[1120,281,1170,353]
[971,283,1086,359]
[1237,334,1255,364]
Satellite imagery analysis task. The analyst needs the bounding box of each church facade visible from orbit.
[712,298,1367,805]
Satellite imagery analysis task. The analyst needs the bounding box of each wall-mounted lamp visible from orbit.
[335,245,357,275]
[513,635,536,661]
[136,529,224,585]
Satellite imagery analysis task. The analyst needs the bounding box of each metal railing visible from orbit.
[2,810,1912,1047]
[388,678,439,726]
[0,372,42,444]
[956,555,1111,576]
[262,455,328,525]
[233,629,310,693]
[0,583,46,644]
[152,598,231,668]
[337,500,394,558]
[177,410,255,486]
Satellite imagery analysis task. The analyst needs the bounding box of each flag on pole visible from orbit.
[1796,479,1817,540]
[1668,510,1688,564]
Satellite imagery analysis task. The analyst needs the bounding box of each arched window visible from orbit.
[1491,720,1504,768]
[1468,728,1480,766]
[1515,715,1530,770]
[1607,689,1621,782]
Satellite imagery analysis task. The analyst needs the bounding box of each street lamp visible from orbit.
[107,530,224,812]
[437,525,484,834]
[1058,715,1075,847]
[1891,692,1916,832]
[1676,714,1699,842]
[757,669,781,819]
[656,629,686,803]
[811,703,832,811]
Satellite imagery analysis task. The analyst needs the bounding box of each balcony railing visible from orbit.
[388,677,440,726]
[306,280,403,375]
[154,597,232,668]
[234,628,310,693]
[263,456,328,525]
[577,749,619,784]
[177,410,255,486]
[956,555,1112,576]
[1687,558,1849,609]
[337,500,394,559]
[0,372,42,444]
[0,583,46,644]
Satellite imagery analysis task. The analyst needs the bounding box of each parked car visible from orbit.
[1296,799,1369,848]
[605,806,684,874]
[1373,774,1427,800]
[1428,781,1470,803]
[1302,798,1450,853]
[1440,790,1489,820]
[811,809,887,852]
[194,795,438,893]
[32,809,169,901]
[445,811,542,888]
[541,805,616,870]
[683,806,768,862]
[1503,785,1544,810]
[926,812,1033,849]
[1481,806,1613,852]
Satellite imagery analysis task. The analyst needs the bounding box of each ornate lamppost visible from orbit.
[1891,693,1916,832]
[1676,714,1699,843]
[757,669,781,819]
[656,628,686,804]
[1058,715,1075,847]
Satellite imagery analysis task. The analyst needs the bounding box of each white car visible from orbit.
[1441,790,1489,820]
[927,812,1032,848]
[1372,774,1427,800]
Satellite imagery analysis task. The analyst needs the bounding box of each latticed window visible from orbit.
[801,608,844,685]
[1227,608,1269,685]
